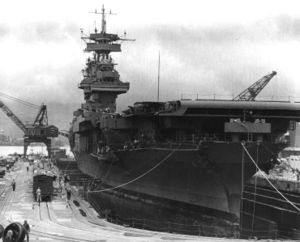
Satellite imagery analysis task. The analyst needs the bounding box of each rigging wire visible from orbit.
[241,143,300,213]
[251,145,259,236]
[240,143,245,234]
[0,91,40,109]
[89,148,177,193]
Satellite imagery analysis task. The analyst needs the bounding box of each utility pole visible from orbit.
[157,51,160,102]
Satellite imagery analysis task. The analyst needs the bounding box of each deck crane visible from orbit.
[233,71,277,101]
[0,96,59,156]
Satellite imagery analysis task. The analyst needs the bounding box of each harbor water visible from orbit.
[0,145,72,157]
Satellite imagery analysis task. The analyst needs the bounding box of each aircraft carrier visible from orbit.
[69,5,300,238]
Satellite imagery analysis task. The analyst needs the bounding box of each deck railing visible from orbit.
[180,94,300,103]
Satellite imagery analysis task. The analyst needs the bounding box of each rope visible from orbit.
[0,91,39,109]
[241,143,300,213]
[89,148,177,193]
[251,146,259,235]
[240,143,245,233]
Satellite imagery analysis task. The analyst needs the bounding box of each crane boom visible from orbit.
[0,100,26,132]
[233,71,277,101]
[0,95,60,157]
[58,130,69,138]
[33,104,48,126]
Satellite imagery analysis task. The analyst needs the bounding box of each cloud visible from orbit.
[17,21,81,44]
[275,15,300,39]
[1,14,300,137]
[0,24,9,39]
[0,21,81,44]
[120,17,300,101]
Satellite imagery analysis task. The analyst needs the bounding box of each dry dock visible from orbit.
[0,159,294,242]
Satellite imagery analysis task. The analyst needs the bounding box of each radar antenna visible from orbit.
[233,71,277,101]
[89,5,117,33]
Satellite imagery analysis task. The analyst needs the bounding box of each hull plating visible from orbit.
[241,183,300,239]
[74,141,281,228]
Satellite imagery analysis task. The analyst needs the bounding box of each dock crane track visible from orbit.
[38,202,107,240]
[0,170,98,242]
[0,185,12,216]
[30,229,99,242]
[2,198,102,242]
[0,172,20,218]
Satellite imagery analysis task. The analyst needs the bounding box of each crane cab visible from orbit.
[25,125,58,138]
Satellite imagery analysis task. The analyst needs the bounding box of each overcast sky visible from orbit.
[0,0,300,137]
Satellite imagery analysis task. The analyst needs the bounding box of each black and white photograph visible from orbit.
[0,0,299,241]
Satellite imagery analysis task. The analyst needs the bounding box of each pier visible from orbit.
[0,157,264,242]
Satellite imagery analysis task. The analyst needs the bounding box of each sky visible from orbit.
[0,0,300,137]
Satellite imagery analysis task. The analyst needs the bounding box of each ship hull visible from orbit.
[73,141,282,235]
[241,179,300,239]
[88,184,237,236]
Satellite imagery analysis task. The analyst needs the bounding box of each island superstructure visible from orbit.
[70,6,300,237]
[78,12,130,114]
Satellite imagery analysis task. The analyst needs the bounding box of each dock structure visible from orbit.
[33,173,54,201]
[0,157,259,241]
[240,175,300,240]
[32,159,55,201]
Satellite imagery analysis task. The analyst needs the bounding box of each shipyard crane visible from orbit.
[58,130,69,138]
[0,100,26,133]
[233,71,277,101]
[0,94,59,156]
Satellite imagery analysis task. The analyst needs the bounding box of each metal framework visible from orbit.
[33,104,48,126]
[0,100,26,132]
[233,71,277,101]
[0,99,59,156]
